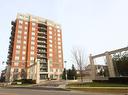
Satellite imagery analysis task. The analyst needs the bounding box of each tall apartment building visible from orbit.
[6,13,64,83]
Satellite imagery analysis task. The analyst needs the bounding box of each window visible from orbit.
[57,30,60,32]
[58,55,61,58]
[16,45,20,49]
[18,25,22,29]
[30,57,34,61]
[58,33,61,37]
[15,56,19,60]
[49,36,52,39]
[49,49,52,52]
[31,46,35,50]
[31,51,34,55]
[19,15,23,19]
[19,20,23,24]
[59,59,62,63]
[49,40,52,43]
[32,32,35,36]
[32,27,35,31]
[31,41,35,45]
[49,53,53,57]
[23,41,26,44]
[24,36,27,40]
[58,42,61,45]
[18,30,22,34]
[58,46,61,49]
[49,31,52,34]
[22,51,26,55]
[22,56,25,60]
[31,37,35,40]
[16,50,20,54]
[24,31,27,35]
[49,27,52,30]
[17,35,21,39]
[32,23,36,26]
[58,38,61,41]
[25,22,28,25]
[25,16,29,20]
[24,26,28,30]
[14,62,19,66]
[58,50,61,53]
[17,40,21,44]
[23,46,26,50]
[49,44,52,47]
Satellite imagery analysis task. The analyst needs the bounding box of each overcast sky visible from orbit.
[0,0,128,71]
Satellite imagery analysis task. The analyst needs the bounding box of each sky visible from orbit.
[0,0,128,72]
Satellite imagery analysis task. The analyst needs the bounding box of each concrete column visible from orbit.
[89,54,96,80]
[36,59,40,84]
[105,52,115,77]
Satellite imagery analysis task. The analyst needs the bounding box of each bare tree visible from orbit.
[72,48,86,82]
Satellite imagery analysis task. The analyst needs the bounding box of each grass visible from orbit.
[67,82,128,94]
[67,82,128,87]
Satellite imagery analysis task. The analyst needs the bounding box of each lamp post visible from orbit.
[64,61,67,80]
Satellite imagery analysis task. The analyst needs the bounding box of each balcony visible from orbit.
[38,23,47,27]
[37,54,47,59]
[11,21,16,26]
[37,49,47,54]
[37,45,47,49]
[38,36,47,40]
[37,40,47,45]
[38,32,47,36]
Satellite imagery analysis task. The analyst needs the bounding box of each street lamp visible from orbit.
[64,61,67,80]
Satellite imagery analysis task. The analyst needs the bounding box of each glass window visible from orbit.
[31,37,35,40]
[19,20,23,24]
[58,50,61,53]
[24,26,28,30]
[18,25,22,29]
[15,56,19,60]
[22,51,26,55]
[16,50,20,54]
[25,22,28,25]
[49,27,52,30]
[58,46,61,49]
[58,42,61,45]
[24,31,27,35]
[58,33,61,37]
[49,36,52,39]
[32,27,35,31]
[49,40,52,43]
[17,40,21,44]
[24,36,27,40]
[31,41,35,45]
[30,57,34,61]
[58,38,61,41]
[16,45,20,49]
[31,46,35,50]
[22,56,25,60]
[32,32,35,36]
[23,46,26,50]
[49,44,52,47]
[17,35,21,39]
[49,49,52,52]
[49,53,52,57]
[31,51,34,55]
[23,41,26,44]
[32,23,36,26]
[49,31,52,34]
[18,30,22,34]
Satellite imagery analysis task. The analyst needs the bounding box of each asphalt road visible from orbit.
[0,88,124,95]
